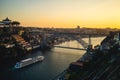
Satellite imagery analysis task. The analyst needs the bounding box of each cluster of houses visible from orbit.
[12,35,32,51]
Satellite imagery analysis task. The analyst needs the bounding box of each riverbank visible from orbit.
[57,31,120,80]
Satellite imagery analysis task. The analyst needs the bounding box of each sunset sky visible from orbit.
[0,0,120,28]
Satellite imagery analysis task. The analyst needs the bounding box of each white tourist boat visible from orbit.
[15,56,44,68]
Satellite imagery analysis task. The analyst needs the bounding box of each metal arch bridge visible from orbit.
[28,30,106,50]
[42,32,92,50]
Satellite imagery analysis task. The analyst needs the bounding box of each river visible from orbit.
[0,37,105,80]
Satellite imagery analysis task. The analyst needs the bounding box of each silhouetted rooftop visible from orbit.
[2,17,11,21]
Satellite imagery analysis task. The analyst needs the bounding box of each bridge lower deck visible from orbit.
[54,46,86,51]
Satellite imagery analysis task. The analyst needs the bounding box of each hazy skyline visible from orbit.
[0,0,120,28]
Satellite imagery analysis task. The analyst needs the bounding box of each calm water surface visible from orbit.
[0,37,105,80]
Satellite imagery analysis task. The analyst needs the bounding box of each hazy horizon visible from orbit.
[0,0,120,28]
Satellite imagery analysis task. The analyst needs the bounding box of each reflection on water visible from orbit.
[83,37,105,46]
[0,37,105,80]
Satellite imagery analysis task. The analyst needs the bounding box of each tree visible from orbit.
[11,21,20,26]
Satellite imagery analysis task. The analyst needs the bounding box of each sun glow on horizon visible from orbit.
[0,0,120,28]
